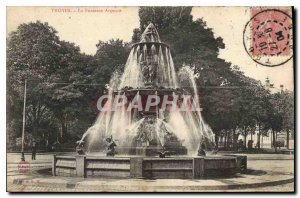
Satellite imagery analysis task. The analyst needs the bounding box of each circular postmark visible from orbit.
[18,161,31,174]
[243,9,293,67]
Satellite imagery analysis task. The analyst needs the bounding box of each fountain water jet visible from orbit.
[82,23,214,155]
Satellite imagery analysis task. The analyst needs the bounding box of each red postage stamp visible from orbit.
[243,8,293,67]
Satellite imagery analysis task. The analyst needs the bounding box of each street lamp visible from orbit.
[21,80,27,161]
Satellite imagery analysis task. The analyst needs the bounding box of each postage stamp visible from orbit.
[243,8,293,67]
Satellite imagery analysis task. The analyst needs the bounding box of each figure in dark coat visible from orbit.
[31,141,36,160]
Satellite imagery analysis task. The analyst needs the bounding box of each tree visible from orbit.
[7,21,132,150]
[280,91,294,149]
[270,91,294,149]
[7,21,98,148]
[231,67,273,150]
[93,39,130,84]
[7,21,63,148]
[264,94,283,152]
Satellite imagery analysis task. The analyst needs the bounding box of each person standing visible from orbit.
[31,140,36,160]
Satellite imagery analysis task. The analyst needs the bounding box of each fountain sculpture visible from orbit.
[52,23,247,179]
[81,23,214,156]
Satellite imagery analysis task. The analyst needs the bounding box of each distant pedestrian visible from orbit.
[238,139,244,152]
[31,141,36,160]
[247,140,253,150]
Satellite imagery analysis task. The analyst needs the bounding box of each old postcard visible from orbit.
[6,6,294,192]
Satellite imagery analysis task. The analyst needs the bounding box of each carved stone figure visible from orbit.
[140,23,161,43]
[142,59,157,85]
[76,141,85,155]
[106,136,117,157]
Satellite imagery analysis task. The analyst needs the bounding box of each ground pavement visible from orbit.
[6,152,294,192]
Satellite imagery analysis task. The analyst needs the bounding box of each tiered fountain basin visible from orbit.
[52,154,247,179]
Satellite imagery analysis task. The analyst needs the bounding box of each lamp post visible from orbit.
[21,80,27,161]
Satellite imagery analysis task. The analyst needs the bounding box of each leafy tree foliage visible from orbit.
[7,21,63,149]
[7,21,131,151]
[93,39,130,84]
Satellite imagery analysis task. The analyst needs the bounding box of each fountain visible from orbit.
[83,23,214,156]
[52,23,247,179]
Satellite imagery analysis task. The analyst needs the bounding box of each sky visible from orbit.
[7,6,293,91]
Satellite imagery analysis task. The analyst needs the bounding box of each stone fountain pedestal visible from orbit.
[52,154,247,179]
